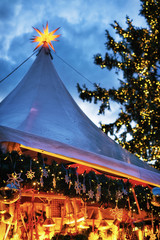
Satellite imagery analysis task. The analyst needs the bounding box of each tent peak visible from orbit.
[37,45,53,59]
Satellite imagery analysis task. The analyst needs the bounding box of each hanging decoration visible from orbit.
[95,184,101,202]
[0,151,159,216]
[26,159,35,180]
[74,172,81,195]
[7,172,23,188]
[88,189,94,199]
[110,205,123,221]
[150,233,157,240]
[26,169,35,180]
[42,168,48,178]
[65,170,70,185]
[40,175,44,187]
[53,175,56,188]
[0,150,159,240]
[82,171,86,194]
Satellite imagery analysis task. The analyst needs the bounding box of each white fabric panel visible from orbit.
[0,47,160,185]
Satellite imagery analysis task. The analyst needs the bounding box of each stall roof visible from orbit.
[0,47,159,186]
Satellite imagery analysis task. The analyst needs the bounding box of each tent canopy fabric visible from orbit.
[0,47,160,186]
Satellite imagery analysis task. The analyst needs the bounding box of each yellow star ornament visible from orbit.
[31,22,60,51]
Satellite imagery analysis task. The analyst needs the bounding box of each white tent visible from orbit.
[0,47,160,187]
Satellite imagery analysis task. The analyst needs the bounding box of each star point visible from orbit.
[32,22,60,51]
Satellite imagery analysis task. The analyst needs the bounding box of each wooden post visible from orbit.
[132,187,141,216]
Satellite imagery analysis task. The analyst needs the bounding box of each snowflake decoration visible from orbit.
[122,188,128,195]
[42,168,48,178]
[26,169,35,179]
[150,234,157,240]
[88,189,94,199]
[74,180,81,194]
[116,190,123,200]
[7,172,23,188]
[110,206,123,221]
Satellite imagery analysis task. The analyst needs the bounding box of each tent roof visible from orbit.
[0,47,160,186]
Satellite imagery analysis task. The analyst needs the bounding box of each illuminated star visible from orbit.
[150,234,157,240]
[34,232,41,240]
[32,22,60,51]
[110,206,123,221]
[26,169,35,179]
[7,172,23,188]
[44,228,51,236]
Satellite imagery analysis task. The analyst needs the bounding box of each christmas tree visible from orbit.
[77,0,160,164]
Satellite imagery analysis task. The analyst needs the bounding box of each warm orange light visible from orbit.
[32,22,60,51]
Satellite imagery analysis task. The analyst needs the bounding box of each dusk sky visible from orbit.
[0,0,146,127]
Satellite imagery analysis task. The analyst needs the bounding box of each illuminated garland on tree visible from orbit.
[0,150,160,217]
[77,0,160,164]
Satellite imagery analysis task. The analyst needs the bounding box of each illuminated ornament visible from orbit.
[88,189,94,199]
[65,172,70,184]
[43,168,48,178]
[78,220,90,229]
[44,228,51,236]
[43,203,55,228]
[110,205,123,221]
[82,184,86,194]
[40,176,44,187]
[122,188,128,195]
[82,171,86,193]
[116,190,123,200]
[32,22,60,51]
[26,169,35,179]
[34,231,41,240]
[96,184,101,202]
[150,233,157,240]
[53,175,56,188]
[7,172,23,188]
[88,232,99,240]
[0,186,19,204]
[74,172,81,194]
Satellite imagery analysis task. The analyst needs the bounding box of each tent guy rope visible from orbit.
[0,51,38,83]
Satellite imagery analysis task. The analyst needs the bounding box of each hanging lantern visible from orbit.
[0,202,6,214]
[65,198,74,224]
[151,187,160,207]
[98,207,109,231]
[43,203,55,228]
[0,186,19,204]
[78,220,90,229]
[43,218,55,227]
[2,212,12,224]
[98,219,109,230]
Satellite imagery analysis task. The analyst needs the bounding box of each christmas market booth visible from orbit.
[0,24,160,240]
